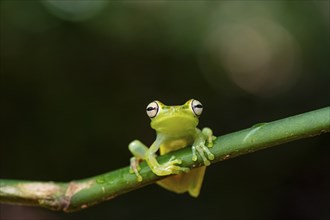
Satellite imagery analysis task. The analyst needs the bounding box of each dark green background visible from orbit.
[1,1,329,220]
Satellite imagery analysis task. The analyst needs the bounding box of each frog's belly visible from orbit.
[159,138,192,155]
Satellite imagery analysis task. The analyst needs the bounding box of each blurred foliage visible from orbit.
[0,1,329,220]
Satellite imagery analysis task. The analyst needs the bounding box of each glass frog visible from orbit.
[129,99,216,197]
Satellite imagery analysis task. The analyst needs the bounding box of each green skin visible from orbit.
[129,99,215,197]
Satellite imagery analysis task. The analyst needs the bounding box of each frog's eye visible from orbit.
[191,99,203,116]
[146,101,159,118]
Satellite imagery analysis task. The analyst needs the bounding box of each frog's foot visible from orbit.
[192,143,215,166]
[129,157,143,182]
[153,156,190,176]
[191,127,216,166]
[202,127,217,148]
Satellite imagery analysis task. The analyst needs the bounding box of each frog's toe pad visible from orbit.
[136,175,143,182]
[208,153,215,161]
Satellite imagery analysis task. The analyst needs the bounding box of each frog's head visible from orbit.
[146,99,203,134]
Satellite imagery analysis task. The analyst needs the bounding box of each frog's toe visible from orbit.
[164,157,182,167]
[166,164,190,174]
[130,157,143,182]
[169,156,181,163]
[130,167,143,182]
[191,144,215,166]
[171,166,190,174]
[155,159,190,176]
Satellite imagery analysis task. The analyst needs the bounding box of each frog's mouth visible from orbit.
[151,115,198,134]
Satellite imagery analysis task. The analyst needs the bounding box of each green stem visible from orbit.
[1,107,329,212]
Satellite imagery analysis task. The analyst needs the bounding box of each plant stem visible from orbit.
[1,107,329,212]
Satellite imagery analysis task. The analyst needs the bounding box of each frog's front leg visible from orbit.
[146,137,190,176]
[129,140,148,182]
[192,128,216,166]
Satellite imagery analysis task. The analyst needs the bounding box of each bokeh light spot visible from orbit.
[42,0,108,22]
[200,14,302,97]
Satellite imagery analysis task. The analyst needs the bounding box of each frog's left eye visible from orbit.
[146,101,159,118]
[191,99,203,116]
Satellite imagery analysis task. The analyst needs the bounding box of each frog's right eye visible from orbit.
[146,101,159,118]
